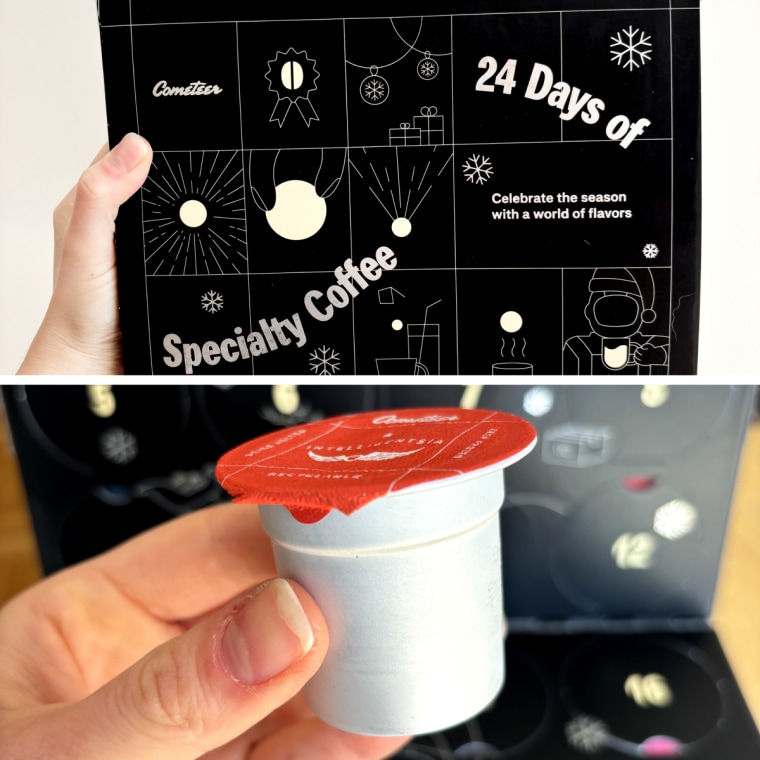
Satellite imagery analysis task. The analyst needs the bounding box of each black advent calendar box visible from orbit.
[97,1,701,375]
[3,385,758,757]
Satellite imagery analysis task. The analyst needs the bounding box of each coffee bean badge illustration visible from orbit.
[265,48,320,127]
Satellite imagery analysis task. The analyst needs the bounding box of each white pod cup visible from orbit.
[259,467,506,736]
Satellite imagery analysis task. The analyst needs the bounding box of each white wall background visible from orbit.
[0,0,757,376]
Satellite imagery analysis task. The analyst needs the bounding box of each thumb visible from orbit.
[12,579,326,760]
[59,132,152,282]
[19,134,152,374]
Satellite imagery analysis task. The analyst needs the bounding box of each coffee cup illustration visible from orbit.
[376,357,429,375]
[601,337,633,370]
[492,362,534,375]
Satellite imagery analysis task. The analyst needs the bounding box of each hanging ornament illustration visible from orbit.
[347,17,451,106]
[417,51,439,80]
[360,66,390,105]
[265,48,320,127]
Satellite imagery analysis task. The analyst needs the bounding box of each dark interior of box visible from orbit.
[4,384,759,757]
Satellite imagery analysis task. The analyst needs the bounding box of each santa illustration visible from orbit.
[563,268,669,375]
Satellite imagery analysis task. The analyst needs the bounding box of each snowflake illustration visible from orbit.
[310,345,341,375]
[99,427,139,465]
[363,78,387,103]
[168,470,209,497]
[463,155,494,185]
[611,26,653,71]
[418,59,438,79]
[654,499,699,541]
[201,290,224,314]
[642,243,660,259]
[565,715,609,754]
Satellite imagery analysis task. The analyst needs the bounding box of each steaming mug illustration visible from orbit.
[492,362,534,375]
[376,358,429,375]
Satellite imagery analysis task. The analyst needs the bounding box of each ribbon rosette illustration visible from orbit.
[265,47,320,127]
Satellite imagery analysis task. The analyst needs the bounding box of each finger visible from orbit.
[248,717,410,760]
[5,580,327,760]
[0,563,187,706]
[3,504,276,706]
[2,503,275,702]
[58,133,151,280]
[53,144,110,283]
[94,502,276,623]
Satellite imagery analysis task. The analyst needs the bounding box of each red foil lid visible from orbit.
[216,408,537,523]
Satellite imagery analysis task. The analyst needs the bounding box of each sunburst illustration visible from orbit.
[142,151,247,276]
[349,146,453,238]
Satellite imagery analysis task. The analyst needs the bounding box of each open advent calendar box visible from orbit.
[96,1,701,375]
[4,385,759,756]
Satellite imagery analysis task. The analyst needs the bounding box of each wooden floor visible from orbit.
[712,411,760,723]
[0,400,42,603]
[1,397,758,724]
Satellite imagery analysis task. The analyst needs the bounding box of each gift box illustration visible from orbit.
[413,106,445,145]
[389,122,423,146]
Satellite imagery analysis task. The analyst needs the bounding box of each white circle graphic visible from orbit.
[266,180,327,241]
[500,310,523,333]
[392,217,412,238]
[641,385,671,409]
[392,319,404,331]
[179,199,208,228]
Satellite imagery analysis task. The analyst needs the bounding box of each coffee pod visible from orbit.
[216,408,537,736]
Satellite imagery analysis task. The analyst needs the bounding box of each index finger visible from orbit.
[93,501,275,622]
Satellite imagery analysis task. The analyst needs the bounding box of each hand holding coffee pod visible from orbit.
[216,408,537,736]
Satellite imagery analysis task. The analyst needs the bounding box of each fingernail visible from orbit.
[220,579,315,685]
[106,133,149,175]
